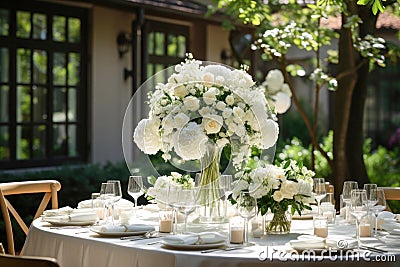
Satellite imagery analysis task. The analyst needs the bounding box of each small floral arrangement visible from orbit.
[232,159,315,216]
[133,53,279,170]
[146,172,195,203]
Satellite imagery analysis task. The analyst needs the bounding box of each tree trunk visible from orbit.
[346,6,377,188]
[333,1,358,204]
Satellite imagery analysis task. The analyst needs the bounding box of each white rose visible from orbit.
[216,137,229,148]
[173,122,207,160]
[203,87,217,105]
[225,95,235,106]
[222,108,233,118]
[174,113,190,128]
[273,190,284,202]
[215,75,225,85]
[265,69,284,92]
[174,85,188,98]
[202,114,223,134]
[233,106,245,120]
[298,180,312,196]
[199,107,211,117]
[260,119,279,149]
[235,124,246,137]
[272,92,291,114]
[281,83,292,97]
[280,180,299,198]
[215,101,226,111]
[203,72,214,83]
[133,119,162,154]
[161,116,174,135]
[183,96,200,111]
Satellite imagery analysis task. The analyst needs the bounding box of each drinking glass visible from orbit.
[349,189,368,249]
[172,187,198,233]
[238,191,257,246]
[107,180,122,223]
[127,176,143,208]
[370,188,386,236]
[219,174,233,219]
[342,181,358,222]
[363,183,378,214]
[313,178,327,215]
[99,182,116,224]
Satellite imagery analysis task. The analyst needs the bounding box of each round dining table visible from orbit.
[23,206,400,267]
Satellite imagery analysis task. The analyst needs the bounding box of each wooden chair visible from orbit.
[378,187,400,212]
[0,180,61,255]
[0,253,60,267]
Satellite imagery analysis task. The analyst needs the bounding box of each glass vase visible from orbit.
[197,141,226,223]
[265,207,292,234]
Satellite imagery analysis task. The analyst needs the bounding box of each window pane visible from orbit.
[154,32,164,56]
[33,13,46,40]
[68,88,77,121]
[53,16,66,42]
[53,52,66,85]
[33,86,47,122]
[53,124,66,156]
[17,11,31,38]
[16,125,30,159]
[177,35,186,58]
[53,87,66,122]
[0,9,9,36]
[33,125,46,158]
[148,32,154,55]
[33,49,47,84]
[0,86,9,122]
[17,86,31,122]
[0,47,9,82]
[68,17,80,43]
[0,126,9,160]
[68,53,80,85]
[17,48,31,83]
[167,35,177,56]
[68,124,77,156]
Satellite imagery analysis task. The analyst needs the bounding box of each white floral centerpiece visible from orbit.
[133,54,279,222]
[232,159,315,234]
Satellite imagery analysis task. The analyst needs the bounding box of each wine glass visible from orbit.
[363,183,378,214]
[370,188,386,237]
[172,187,198,233]
[349,189,368,249]
[342,181,358,222]
[313,178,327,215]
[99,182,116,224]
[127,176,143,208]
[238,191,257,246]
[107,180,122,224]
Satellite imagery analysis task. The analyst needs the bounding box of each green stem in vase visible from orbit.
[267,207,291,234]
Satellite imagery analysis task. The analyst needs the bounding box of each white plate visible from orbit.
[44,219,97,226]
[161,241,226,250]
[90,228,148,237]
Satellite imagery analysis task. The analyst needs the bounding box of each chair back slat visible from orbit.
[0,180,61,255]
[0,253,60,267]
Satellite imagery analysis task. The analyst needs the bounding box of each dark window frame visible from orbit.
[0,0,88,169]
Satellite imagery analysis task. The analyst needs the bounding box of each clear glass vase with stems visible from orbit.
[238,191,257,246]
[349,189,368,249]
[370,188,386,237]
[197,141,225,223]
[266,206,292,234]
[313,178,327,215]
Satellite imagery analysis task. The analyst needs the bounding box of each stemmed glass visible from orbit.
[107,180,122,224]
[99,182,116,224]
[238,191,257,246]
[127,176,144,208]
[370,188,386,237]
[172,187,198,233]
[363,183,378,215]
[349,189,368,249]
[313,178,327,215]
[342,181,358,222]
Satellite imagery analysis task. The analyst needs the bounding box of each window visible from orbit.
[146,21,189,83]
[0,1,87,168]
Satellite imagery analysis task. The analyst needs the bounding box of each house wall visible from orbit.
[91,6,133,164]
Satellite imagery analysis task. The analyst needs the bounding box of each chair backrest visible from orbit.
[0,180,61,255]
[379,187,400,200]
[0,253,60,267]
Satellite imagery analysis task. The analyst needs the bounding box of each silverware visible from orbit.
[360,245,388,253]
[201,246,244,253]
[121,231,159,241]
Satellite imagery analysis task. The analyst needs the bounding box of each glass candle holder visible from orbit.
[229,216,244,244]
[313,215,328,238]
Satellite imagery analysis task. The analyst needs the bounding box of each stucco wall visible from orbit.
[91,6,133,165]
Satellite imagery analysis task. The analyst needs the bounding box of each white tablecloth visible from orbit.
[23,210,400,267]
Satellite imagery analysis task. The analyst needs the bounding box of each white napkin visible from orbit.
[91,224,155,233]
[43,206,74,217]
[380,234,400,245]
[290,235,325,250]
[326,235,357,249]
[162,232,226,245]
[43,208,98,223]
[77,198,133,209]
